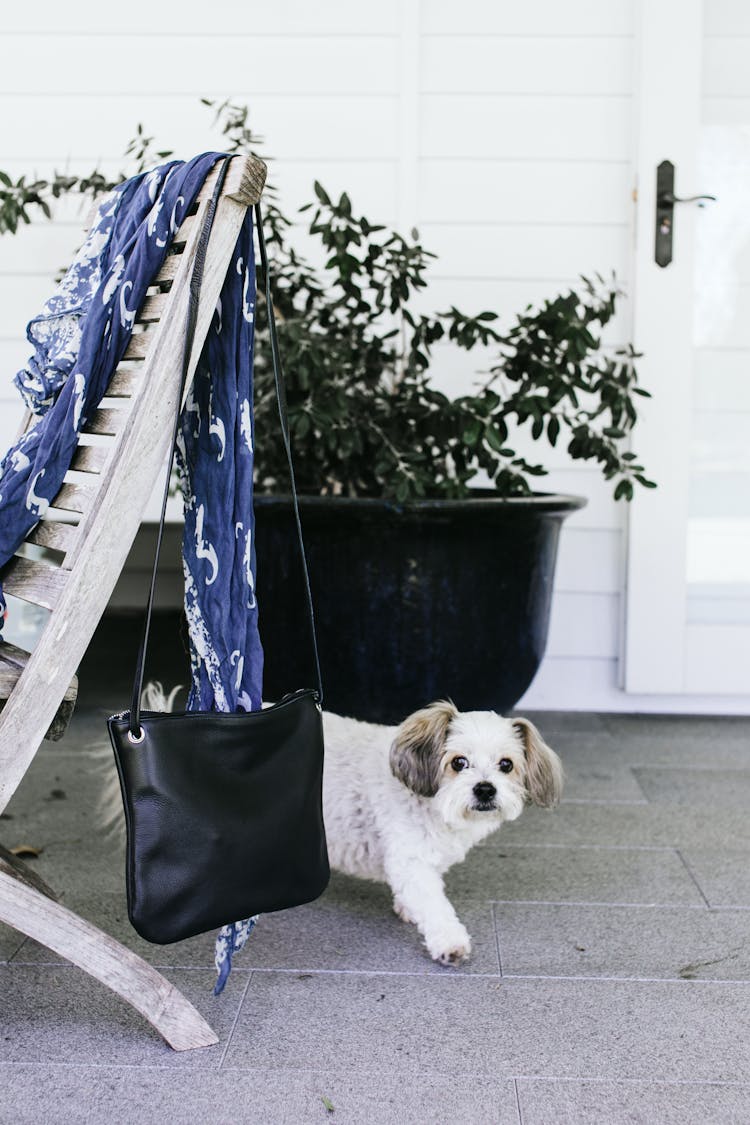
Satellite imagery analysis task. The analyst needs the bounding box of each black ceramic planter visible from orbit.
[254,491,585,724]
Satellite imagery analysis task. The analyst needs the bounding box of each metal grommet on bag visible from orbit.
[127,727,145,745]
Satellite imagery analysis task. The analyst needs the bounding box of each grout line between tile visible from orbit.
[480,841,677,852]
[512,1075,750,1088]
[502,973,750,985]
[675,850,712,909]
[491,902,503,976]
[562,798,650,806]
[487,898,710,909]
[2,1060,750,1088]
[513,1077,524,1125]
[628,765,650,803]
[218,971,253,1069]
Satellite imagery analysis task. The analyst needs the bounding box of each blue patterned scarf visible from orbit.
[0,154,263,988]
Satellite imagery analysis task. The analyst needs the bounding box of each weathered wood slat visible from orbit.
[81,408,124,436]
[0,555,67,611]
[51,482,95,515]
[155,254,183,282]
[137,291,169,323]
[26,521,78,555]
[171,212,195,245]
[0,640,77,741]
[223,157,267,207]
[105,367,142,397]
[0,873,219,1050]
[123,331,156,360]
[0,843,59,898]
[70,444,111,473]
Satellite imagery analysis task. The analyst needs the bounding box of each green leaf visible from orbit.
[314,181,331,205]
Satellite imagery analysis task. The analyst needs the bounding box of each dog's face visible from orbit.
[390,701,563,828]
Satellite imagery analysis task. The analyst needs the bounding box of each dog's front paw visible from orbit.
[393,895,416,924]
[427,925,472,967]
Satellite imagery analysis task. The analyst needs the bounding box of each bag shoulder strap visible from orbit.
[129,160,323,736]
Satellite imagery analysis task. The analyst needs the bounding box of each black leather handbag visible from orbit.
[108,159,329,944]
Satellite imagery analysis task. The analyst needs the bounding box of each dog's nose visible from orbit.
[473,781,497,801]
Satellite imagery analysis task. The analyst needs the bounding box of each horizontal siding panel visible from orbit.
[1,95,400,161]
[0,276,61,339]
[412,279,631,346]
[1,35,399,96]
[546,592,619,658]
[0,400,27,459]
[3,0,402,34]
[555,528,623,594]
[421,94,633,160]
[419,160,633,225]
[422,0,634,36]
[422,38,633,96]
[419,222,630,282]
[270,159,398,221]
[0,223,88,277]
[0,339,35,379]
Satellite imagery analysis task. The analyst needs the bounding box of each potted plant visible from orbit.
[0,103,653,721]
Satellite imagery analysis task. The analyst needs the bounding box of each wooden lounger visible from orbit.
[0,154,267,1050]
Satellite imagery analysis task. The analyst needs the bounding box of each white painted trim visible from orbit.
[624,0,703,692]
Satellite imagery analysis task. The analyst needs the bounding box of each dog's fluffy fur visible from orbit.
[104,689,562,966]
[323,700,563,965]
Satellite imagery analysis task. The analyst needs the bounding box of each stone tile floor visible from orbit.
[2,694,750,1123]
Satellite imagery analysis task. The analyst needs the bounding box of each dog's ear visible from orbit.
[390,700,458,797]
[513,718,564,808]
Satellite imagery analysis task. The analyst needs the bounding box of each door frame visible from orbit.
[624,0,703,693]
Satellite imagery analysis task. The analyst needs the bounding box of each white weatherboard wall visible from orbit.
[0,0,725,713]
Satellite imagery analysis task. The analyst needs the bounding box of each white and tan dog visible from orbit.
[322,700,563,966]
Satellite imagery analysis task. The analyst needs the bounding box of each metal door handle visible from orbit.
[658,191,717,206]
[655,160,716,268]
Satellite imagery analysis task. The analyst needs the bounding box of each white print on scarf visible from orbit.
[9,448,30,474]
[194,504,219,586]
[240,399,253,453]
[209,415,226,462]
[119,281,138,331]
[242,268,254,323]
[72,372,86,430]
[243,527,257,609]
[102,254,126,305]
[230,650,244,691]
[147,197,165,246]
[26,469,49,517]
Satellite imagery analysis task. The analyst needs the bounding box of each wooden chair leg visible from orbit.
[0,867,219,1052]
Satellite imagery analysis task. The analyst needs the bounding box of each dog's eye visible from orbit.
[499,758,514,773]
[450,756,469,772]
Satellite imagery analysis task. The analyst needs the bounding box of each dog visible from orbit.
[102,690,562,966]
[322,700,563,966]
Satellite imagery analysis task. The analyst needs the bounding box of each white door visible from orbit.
[625,0,750,699]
